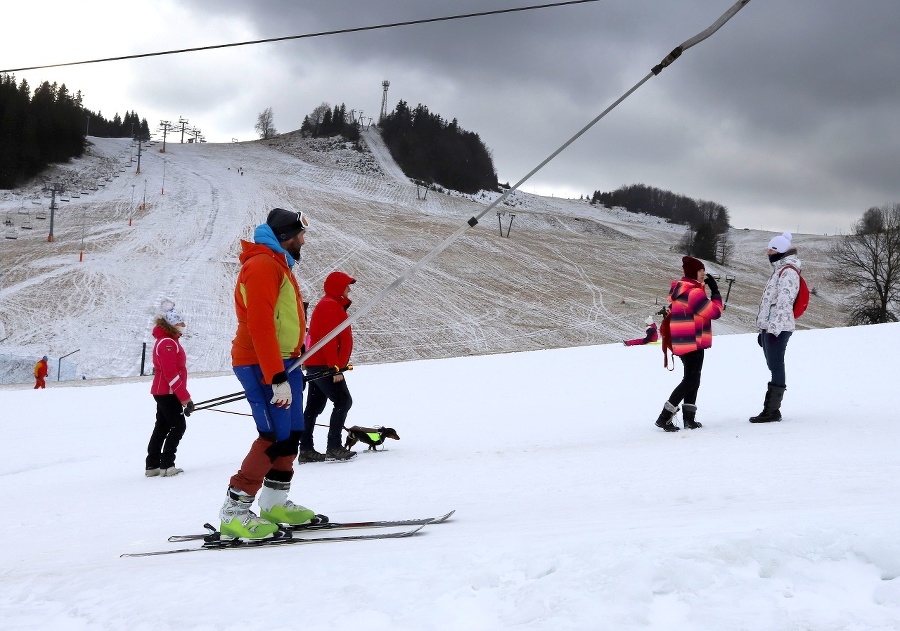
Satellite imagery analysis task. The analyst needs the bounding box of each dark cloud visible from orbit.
[9,0,899,234]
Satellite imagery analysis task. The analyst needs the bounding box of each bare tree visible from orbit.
[716,231,734,266]
[254,107,277,139]
[828,203,900,325]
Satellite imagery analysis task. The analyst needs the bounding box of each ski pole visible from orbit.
[285,0,753,377]
[189,365,354,413]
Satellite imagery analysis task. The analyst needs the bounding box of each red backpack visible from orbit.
[659,309,674,370]
[779,265,809,318]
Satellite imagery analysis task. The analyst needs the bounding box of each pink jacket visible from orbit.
[625,323,658,346]
[150,325,190,402]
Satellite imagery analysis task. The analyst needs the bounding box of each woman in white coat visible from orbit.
[750,232,801,423]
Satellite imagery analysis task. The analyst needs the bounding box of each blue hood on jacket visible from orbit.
[253,223,296,268]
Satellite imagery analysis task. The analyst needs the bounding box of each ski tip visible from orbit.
[433,509,456,523]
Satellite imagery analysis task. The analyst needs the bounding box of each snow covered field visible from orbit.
[0,131,849,383]
[1,323,899,630]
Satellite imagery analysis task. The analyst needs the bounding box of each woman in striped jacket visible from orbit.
[655,256,723,432]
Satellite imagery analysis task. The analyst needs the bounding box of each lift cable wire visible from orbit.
[290,0,753,374]
[1,0,601,74]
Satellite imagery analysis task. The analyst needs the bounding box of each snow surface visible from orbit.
[1,322,899,630]
[0,131,849,384]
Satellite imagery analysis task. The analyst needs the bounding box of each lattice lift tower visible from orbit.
[379,80,390,124]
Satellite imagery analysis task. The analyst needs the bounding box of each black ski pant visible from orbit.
[301,367,352,451]
[667,349,705,407]
[146,394,186,469]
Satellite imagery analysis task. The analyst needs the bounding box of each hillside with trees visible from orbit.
[0,74,150,189]
[300,102,360,145]
[592,183,731,262]
[379,101,497,194]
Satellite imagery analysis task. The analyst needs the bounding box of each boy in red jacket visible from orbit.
[298,271,357,462]
[34,356,48,389]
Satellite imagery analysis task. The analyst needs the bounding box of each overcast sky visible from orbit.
[5,0,899,234]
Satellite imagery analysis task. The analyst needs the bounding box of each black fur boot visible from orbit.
[682,403,702,429]
[655,401,680,432]
[749,383,786,423]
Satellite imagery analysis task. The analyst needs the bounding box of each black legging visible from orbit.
[147,394,186,469]
[667,349,705,407]
[301,367,353,451]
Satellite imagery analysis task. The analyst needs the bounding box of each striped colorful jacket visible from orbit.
[667,277,722,356]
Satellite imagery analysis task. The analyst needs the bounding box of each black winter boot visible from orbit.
[682,403,702,429]
[749,383,786,423]
[655,401,680,432]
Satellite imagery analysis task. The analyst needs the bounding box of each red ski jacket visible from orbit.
[305,271,355,368]
[150,325,191,403]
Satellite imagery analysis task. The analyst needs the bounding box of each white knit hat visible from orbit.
[160,299,185,326]
[645,316,654,325]
[768,232,793,253]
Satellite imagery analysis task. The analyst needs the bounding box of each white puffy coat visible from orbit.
[756,252,802,336]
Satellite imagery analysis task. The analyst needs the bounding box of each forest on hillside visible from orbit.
[592,183,731,261]
[0,74,150,189]
[380,101,497,194]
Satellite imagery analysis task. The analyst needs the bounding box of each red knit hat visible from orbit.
[682,256,705,278]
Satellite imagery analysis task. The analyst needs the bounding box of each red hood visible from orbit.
[323,271,355,307]
[152,324,180,340]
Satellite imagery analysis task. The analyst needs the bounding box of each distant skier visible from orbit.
[624,316,659,346]
[219,208,316,540]
[298,270,358,462]
[654,256,723,431]
[146,300,194,477]
[33,355,48,389]
[749,232,801,423]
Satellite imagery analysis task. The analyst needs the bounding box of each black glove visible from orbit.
[184,400,195,417]
[704,275,719,294]
[757,332,763,347]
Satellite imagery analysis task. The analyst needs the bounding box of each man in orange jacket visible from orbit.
[34,355,48,389]
[218,208,317,541]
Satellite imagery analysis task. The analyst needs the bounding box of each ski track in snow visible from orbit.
[1,132,849,382]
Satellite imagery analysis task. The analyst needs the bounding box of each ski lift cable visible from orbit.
[290,0,753,374]
[1,0,600,73]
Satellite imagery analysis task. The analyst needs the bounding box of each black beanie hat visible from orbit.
[267,208,307,242]
[682,256,705,278]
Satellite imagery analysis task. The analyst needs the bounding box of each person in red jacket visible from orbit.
[654,256,722,432]
[624,316,659,346]
[146,301,194,477]
[34,356,48,389]
[298,271,357,462]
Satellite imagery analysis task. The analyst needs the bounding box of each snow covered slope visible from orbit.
[1,324,898,629]
[0,132,848,381]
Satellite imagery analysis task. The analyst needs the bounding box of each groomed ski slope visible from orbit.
[0,133,849,383]
[1,323,899,630]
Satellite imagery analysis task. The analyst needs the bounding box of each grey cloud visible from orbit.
[166,0,900,233]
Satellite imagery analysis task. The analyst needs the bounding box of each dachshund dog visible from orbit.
[344,425,400,451]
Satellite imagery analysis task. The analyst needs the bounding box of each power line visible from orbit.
[1,0,601,74]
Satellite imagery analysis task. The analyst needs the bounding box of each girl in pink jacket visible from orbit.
[146,301,193,477]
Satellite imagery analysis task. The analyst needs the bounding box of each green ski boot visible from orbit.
[258,477,315,526]
[219,488,280,540]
